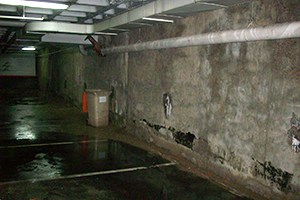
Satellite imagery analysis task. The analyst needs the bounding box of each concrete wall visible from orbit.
[50,48,85,105]
[0,53,36,76]
[42,0,300,198]
[37,49,49,94]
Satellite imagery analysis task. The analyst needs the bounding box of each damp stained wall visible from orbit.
[0,53,36,76]
[37,49,49,94]
[41,0,300,198]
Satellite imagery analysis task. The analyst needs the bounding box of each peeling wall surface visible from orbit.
[41,0,300,199]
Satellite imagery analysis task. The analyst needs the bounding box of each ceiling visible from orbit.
[0,0,249,54]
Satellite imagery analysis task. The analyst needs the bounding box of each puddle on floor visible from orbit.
[0,93,250,199]
[0,138,250,200]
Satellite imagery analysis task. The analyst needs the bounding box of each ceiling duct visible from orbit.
[26,21,94,34]
[25,0,238,34]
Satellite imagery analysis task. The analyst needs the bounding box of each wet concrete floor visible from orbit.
[0,89,250,200]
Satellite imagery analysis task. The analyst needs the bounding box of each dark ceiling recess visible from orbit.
[0,0,249,54]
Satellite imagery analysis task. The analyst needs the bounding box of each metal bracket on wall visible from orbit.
[163,93,172,119]
[85,35,105,57]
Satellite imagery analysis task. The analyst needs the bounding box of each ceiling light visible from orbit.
[22,46,36,51]
[94,32,118,36]
[0,15,44,21]
[0,0,69,9]
[142,17,174,23]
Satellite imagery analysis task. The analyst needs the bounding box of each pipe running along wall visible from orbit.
[102,21,300,54]
[0,21,26,27]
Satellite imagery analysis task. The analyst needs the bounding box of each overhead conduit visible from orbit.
[101,21,300,54]
[23,0,300,53]
[25,0,206,35]
[26,21,94,34]
[23,0,300,54]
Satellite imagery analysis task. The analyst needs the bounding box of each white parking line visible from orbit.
[0,162,176,185]
[0,139,108,149]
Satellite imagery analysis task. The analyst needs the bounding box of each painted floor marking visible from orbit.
[0,139,108,149]
[0,162,176,185]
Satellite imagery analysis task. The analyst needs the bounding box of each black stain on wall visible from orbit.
[138,119,196,149]
[252,158,293,192]
[171,129,195,149]
[141,119,162,132]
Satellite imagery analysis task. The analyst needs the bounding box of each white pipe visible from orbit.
[102,21,300,54]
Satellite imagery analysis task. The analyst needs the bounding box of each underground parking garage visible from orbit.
[0,0,300,199]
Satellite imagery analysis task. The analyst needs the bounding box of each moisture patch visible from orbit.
[138,119,196,149]
[252,158,293,191]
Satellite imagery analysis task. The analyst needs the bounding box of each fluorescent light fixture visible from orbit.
[199,2,227,8]
[0,15,44,21]
[108,28,129,32]
[94,32,118,36]
[22,46,36,51]
[142,17,174,23]
[0,0,69,9]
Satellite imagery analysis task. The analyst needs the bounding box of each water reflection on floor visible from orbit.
[0,93,250,199]
[0,138,248,200]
